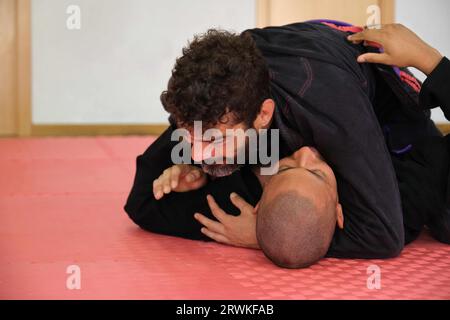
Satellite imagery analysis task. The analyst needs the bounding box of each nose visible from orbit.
[308,147,322,159]
[292,146,321,166]
[191,141,221,162]
[191,141,206,162]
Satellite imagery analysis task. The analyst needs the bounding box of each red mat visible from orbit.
[1,136,450,300]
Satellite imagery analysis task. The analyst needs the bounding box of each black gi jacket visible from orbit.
[124,22,445,258]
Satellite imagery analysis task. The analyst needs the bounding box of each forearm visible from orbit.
[420,56,450,119]
[124,127,262,239]
[125,180,210,239]
[125,166,262,240]
[124,126,202,237]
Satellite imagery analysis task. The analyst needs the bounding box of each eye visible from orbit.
[312,169,326,180]
[277,165,292,174]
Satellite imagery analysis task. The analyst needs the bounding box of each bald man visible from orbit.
[256,147,343,268]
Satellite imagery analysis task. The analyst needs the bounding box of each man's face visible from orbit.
[179,99,276,177]
[261,146,339,215]
[184,120,253,177]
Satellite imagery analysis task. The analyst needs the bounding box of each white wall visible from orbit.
[32,1,450,125]
[396,0,450,123]
[31,0,256,124]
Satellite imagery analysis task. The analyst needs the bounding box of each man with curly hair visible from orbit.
[124,22,441,259]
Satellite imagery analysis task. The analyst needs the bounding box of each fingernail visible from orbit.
[230,192,237,198]
[357,56,365,63]
[194,213,199,219]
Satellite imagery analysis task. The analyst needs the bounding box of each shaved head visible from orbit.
[256,190,336,269]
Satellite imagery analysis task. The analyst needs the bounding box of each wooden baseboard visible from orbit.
[437,123,450,135]
[3,122,448,137]
[29,124,169,136]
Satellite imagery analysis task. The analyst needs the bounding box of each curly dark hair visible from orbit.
[160,29,270,129]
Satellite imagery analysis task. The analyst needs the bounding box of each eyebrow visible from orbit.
[276,166,324,181]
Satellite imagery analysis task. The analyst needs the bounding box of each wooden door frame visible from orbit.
[379,0,395,24]
[256,0,396,28]
[16,0,32,136]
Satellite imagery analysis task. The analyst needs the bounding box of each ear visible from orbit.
[253,99,275,130]
[336,203,344,229]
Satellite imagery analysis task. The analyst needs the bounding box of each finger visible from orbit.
[185,168,201,183]
[189,173,207,190]
[365,23,382,30]
[363,40,382,48]
[348,39,363,45]
[170,165,181,189]
[347,29,380,42]
[200,227,231,245]
[347,32,364,41]
[162,168,172,194]
[153,178,164,200]
[229,192,254,214]
[206,194,229,223]
[357,52,390,64]
[194,213,225,234]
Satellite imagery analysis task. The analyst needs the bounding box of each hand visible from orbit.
[153,164,207,200]
[194,193,260,249]
[347,24,442,75]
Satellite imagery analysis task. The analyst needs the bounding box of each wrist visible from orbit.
[418,47,443,75]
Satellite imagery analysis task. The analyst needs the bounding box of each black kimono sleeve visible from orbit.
[420,56,450,116]
[123,125,262,240]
